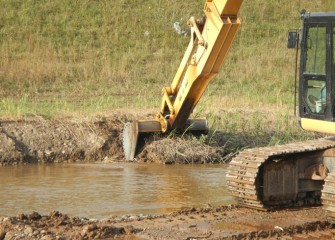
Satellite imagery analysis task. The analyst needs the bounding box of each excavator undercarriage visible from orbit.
[228,138,335,217]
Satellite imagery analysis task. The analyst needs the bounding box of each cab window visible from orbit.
[303,25,327,114]
[304,25,327,75]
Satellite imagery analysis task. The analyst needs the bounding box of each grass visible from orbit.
[0,0,203,117]
[0,0,333,146]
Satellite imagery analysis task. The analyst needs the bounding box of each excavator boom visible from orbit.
[123,0,243,160]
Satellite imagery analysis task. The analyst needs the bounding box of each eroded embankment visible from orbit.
[0,117,124,165]
[0,115,226,166]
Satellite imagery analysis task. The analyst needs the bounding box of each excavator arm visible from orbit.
[123,0,243,160]
[158,0,242,131]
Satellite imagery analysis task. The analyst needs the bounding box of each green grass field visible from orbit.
[0,0,333,143]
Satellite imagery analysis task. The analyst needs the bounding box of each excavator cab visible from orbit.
[292,12,335,134]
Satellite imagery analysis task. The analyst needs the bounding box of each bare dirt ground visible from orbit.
[1,115,335,240]
[1,206,335,240]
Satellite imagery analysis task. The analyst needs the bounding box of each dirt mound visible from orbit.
[0,117,125,166]
[138,136,224,164]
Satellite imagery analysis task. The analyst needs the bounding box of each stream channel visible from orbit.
[0,163,233,219]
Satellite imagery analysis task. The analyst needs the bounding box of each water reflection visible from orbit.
[0,163,233,218]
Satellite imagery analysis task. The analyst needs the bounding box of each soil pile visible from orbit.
[0,117,125,166]
[138,137,224,164]
[0,116,229,165]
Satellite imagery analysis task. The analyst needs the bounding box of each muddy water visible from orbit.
[0,163,233,218]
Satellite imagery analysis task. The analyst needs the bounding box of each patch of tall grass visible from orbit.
[200,108,322,159]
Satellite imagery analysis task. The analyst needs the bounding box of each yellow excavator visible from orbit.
[122,0,335,217]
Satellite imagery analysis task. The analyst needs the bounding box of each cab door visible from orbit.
[299,21,332,121]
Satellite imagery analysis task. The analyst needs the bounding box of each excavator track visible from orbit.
[227,137,335,211]
[322,171,335,221]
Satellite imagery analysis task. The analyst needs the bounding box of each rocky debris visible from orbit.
[229,221,333,239]
[0,211,135,240]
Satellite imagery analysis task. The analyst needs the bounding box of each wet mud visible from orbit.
[1,206,335,240]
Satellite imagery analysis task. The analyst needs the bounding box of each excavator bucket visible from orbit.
[122,120,162,161]
[122,118,208,161]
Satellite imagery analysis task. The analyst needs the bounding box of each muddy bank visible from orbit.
[0,117,124,166]
[0,115,229,166]
[1,112,308,166]
[1,206,334,240]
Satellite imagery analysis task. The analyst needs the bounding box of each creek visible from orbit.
[0,163,233,218]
